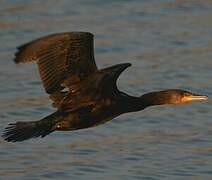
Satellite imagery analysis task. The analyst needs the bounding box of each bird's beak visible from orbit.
[182,93,208,103]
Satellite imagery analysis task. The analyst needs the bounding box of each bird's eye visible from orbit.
[184,92,191,97]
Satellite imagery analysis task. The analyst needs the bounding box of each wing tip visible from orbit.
[102,62,132,81]
[13,43,30,64]
[124,62,132,68]
[14,53,21,64]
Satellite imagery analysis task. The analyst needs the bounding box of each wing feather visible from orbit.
[14,32,131,111]
[15,32,97,94]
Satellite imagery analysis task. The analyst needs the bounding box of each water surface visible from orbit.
[0,0,212,179]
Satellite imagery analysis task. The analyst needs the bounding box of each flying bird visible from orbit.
[2,32,208,142]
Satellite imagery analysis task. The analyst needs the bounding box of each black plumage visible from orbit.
[2,32,208,142]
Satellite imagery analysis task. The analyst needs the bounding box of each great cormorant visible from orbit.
[2,32,208,142]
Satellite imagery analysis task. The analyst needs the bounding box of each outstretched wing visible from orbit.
[15,32,97,94]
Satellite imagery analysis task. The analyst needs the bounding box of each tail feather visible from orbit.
[2,121,54,142]
[2,112,61,142]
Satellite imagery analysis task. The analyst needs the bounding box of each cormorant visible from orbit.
[2,32,208,142]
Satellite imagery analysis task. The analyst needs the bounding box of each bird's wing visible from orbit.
[97,63,132,96]
[14,32,97,94]
[59,63,132,110]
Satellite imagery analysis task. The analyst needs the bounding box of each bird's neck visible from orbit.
[121,91,174,113]
[139,91,172,107]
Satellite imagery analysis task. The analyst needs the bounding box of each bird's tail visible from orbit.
[2,111,62,142]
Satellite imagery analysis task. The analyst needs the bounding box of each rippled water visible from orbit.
[0,0,212,179]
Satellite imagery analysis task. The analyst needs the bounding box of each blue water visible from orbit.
[0,0,212,179]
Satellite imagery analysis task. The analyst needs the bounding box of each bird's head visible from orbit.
[157,89,208,105]
[140,89,208,107]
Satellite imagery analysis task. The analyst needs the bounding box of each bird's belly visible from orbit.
[55,110,120,131]
[55,99,121,131]
[90,114,119,127]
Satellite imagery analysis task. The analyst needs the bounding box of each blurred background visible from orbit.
[0,0,211,179]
